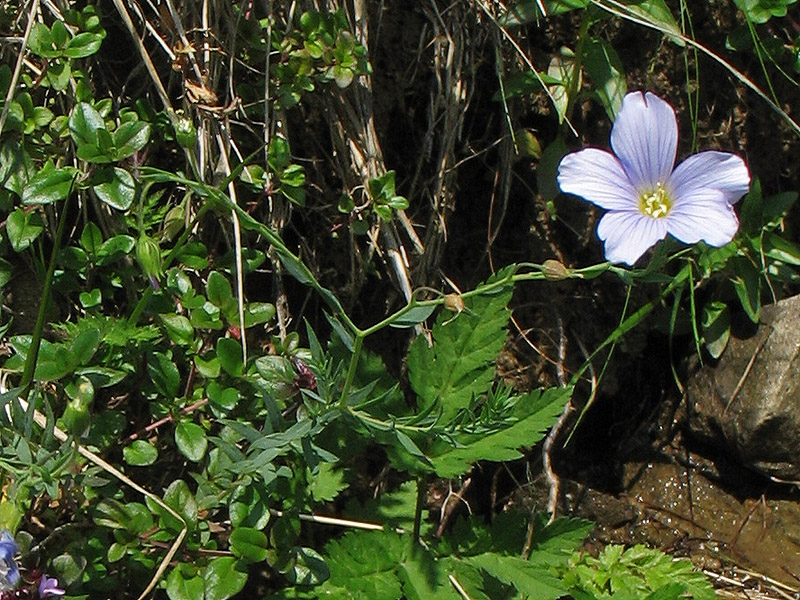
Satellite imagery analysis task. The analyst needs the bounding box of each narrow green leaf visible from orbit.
[583,37,626,119]
[147,352,181,398]
[701,301,731,359]
[70,327,101,365]
[731,257,761,322]
[624,0,684,45]
[390,305,436,328]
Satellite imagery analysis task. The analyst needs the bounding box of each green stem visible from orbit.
[568,262,693,387]
[20,194,72,397]
[339,334,364,407]
[412,476,424,543]
[127,202,212,326]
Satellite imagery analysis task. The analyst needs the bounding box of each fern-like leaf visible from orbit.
[466,554,568,600]
[316,529,404,599]
[429,386,571,477]
[407,267,514,422]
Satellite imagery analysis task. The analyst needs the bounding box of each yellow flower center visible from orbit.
[639,183,672,218]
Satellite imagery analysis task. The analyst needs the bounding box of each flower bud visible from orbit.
[174,116,197,149]
[542,259,570,281]
[444,293,465,313]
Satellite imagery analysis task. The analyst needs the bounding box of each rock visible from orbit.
[686,294,800,480]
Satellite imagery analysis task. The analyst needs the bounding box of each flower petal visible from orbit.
[668,151,750,205]
[557,148,638,210]
[610,91,678,190]
[666,188,739,246]
[596,210,668,265]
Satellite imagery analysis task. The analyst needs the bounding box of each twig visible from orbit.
[14,396,186,600]
[0,0,40,136]
[435,478,472,538]
[122,398,208,445]
[449,574,474,600]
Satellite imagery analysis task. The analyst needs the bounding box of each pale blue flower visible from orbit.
[557,91,751,265]
[38,574,65,597]
[0,530,19,590]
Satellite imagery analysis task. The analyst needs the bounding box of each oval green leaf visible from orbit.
[175,421,207,462]
[123,440,158,466]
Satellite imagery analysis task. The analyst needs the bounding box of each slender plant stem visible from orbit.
[20,192,72,396]
[339,334,364,406]
[412,476,425,543]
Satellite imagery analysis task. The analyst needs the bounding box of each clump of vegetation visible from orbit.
[0,0,797,598]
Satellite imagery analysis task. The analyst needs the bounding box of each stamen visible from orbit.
[640,183,671,218]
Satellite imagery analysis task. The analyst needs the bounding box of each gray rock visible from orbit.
[686,294,800,480]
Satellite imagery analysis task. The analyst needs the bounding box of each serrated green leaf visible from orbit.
[310,462,348,502]
[408,268,514,421]
[467,553,567,600]
[318,530,404,600]
[527,514,594,567]
[430,387,571,477]
[398,542,461,600]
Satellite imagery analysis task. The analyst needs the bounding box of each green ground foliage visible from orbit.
[0,0,798,598]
